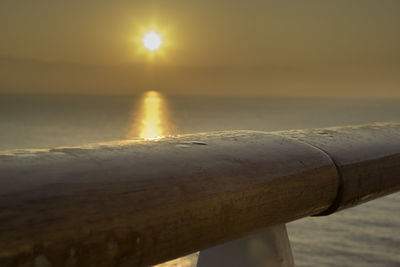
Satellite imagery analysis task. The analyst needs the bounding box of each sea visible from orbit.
[0,93,399,266]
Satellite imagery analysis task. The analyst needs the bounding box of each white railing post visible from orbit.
[197,224,293,267]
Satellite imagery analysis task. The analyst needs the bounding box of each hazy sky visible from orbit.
[1,0,400,96]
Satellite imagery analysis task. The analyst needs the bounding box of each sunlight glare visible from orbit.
[139,91,165,140]
[142,32,162,51]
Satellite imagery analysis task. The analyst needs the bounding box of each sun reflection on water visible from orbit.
[131,90,171,140]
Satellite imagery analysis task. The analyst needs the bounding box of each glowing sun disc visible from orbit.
[142,32,162,51]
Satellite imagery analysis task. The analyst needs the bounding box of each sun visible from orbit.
[142,31,162,51]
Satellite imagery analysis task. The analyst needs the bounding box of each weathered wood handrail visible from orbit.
[0,122,399,266]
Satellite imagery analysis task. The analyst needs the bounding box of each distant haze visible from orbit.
[1,0,399,97]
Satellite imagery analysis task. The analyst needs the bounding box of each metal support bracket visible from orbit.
[197,224,294,267]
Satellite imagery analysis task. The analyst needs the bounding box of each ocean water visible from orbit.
[0,93,399,266]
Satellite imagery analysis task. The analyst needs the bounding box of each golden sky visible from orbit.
[1,0,400,96]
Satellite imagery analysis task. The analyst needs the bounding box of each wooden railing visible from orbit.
[0,122,399,266]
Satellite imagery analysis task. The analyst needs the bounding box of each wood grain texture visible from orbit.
[278,122,400,211]
[0,123,399,266]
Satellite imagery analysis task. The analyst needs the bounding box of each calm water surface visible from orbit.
[0,93,399,266]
